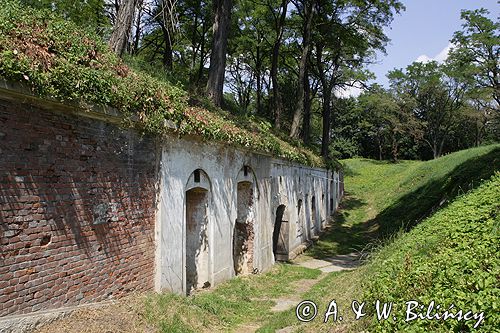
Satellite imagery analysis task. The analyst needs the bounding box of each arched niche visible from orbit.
[233,165,257,276]
[185,169,211,294]
[296,198,304,239]
[273,204,289,261]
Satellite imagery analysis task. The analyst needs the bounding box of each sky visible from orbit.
[368,0,499,87]
[335,0,498,97]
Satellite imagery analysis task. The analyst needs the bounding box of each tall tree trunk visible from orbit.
[206,0,233,107]
[255,46,263,116]
[302,67,311,144]
[131,0,143,54]
[290,0,313,139]
[321,92,332,157]
[197,19,208,83]
[270,0,288,129]
[109,0,138,56]
[161,25,173,70]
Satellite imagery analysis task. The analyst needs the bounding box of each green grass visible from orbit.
[277,145,499,332]
[363,171,500,332]
[0,0,324,167]
[142,264,321,332]
[307,144,500,259]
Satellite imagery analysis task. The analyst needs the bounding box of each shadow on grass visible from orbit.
[373,147,500,237]
[308,147,500,260]
[307,194,371,258]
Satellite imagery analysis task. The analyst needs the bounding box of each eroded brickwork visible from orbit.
[0,99,159,316]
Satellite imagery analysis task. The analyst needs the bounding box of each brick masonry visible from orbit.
[0,99,159,316]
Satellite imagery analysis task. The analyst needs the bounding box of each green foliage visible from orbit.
[449,8,499,106]
[363,172,500,332]
[0,0,325,167]
[20,0,110,33]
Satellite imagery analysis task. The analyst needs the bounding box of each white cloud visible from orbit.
[415,42,455,64]
[334,85,363,98]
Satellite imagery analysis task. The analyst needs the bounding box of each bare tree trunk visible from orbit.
[290,0,313,139]
[302,68,311,144]
[197,19,208,83]
[320,92,332,157]
[255,46,263,116]
[109,0,138,56]
[206,0,233,107]
[270,0,288,129]
[378,136,383,160]
[161,25,173,70]
[131,0,143,54]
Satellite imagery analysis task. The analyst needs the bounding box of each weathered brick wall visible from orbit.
[0,98,159,316]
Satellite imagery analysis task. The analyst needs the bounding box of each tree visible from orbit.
[388,61,468,159]
[449,9,499,108]
[206,0,233,106]
[109,0,139,56]
[289,0,314,139]
[311,0,404,157]
[268,0,290,129]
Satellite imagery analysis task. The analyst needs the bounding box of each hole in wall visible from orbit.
[97,246,103,252]
[194,169,201,183]
[25,243,31,249]
[40,235,51,246]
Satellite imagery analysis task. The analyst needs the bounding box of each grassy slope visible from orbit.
[261,144,499,332]
[363,171,500,332]
[307,144,500,258]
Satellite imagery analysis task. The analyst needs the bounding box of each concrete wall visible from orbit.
[0,85,344,317]
[154,137,343,295]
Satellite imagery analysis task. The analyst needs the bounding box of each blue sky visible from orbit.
[368,0,499,87]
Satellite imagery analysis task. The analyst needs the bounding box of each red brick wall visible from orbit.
[0,98,159,316]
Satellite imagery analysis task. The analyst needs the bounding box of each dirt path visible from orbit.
[234,253,361,333]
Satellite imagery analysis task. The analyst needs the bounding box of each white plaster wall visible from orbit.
[155,135,343,294]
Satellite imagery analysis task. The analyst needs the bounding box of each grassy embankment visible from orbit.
[257,144,499,332]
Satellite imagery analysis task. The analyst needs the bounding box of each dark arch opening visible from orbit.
[185,187,210,294]
[233,181,255,276]
[311,196,317,230]
[273,204,287,260]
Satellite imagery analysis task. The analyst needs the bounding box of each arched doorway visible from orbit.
[233,181,255,275]
[273,204,288,260]
[185,169,211,294]
[311,196,317,232]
